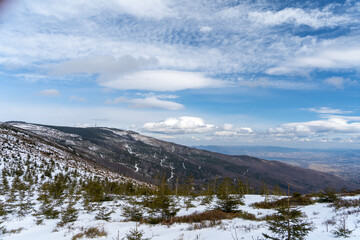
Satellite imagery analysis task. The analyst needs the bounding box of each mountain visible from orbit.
[3,121,359,193]
[195,145,360,185]
[0,121,141,186]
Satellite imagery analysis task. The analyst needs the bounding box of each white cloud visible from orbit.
[99,70,226,91]
[142,117,255,137]
[323,77,358,89]
[0,101,173,130]
[307,107,352,114]
[37,89,60,97]
[142,116,215,134]
[269,116,360,136]
[215,124,253,136]
[107,96,184,110]
[2,0,358,82]
[267,35,360,75]
[249,8,352,28]
[199,26,212,32]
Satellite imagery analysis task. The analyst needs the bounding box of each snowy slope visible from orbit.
[0,124,137,182]
[2,194,360,240]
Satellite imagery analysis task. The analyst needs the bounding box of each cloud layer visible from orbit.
[107,95,184,110]
[100,70,225,91]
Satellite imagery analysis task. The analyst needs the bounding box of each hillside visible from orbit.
[1,122,360,240]
[4,122,359,193]
[195,145,360,184]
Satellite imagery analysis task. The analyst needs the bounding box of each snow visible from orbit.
[160,158,165,167]
[124,144,140,157]
[2,194,360,240]
[10,123,80,141]
[130,133,158,147]
[106,128,128,137]
[182,162,186,170]
[167,164,175,182]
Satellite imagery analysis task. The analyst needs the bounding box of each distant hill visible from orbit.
[3,121,359,193]
[195,145,360,184]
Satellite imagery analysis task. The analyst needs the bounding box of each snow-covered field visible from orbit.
[1,194,360,240]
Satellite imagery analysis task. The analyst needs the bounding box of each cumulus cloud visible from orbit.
[323,77,358,89]
[215,123,253,136]
[106,95,184,110]
[307,107,352,114]
[142,117,254,137]
[142,116,215,134]
[100,70,226,91]
[37,89,60,96]
[249,8,352,28]
[269,116,360,136]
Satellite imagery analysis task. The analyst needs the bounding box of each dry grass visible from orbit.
[251,195,314,209]
[332,198,360,210]
[71,227,107,240]
[163,209,258,225]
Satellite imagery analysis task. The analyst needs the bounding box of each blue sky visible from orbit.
[0,0,360,148]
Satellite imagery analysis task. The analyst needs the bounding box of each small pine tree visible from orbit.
[263,207,312,240]
[95,205,113,221]
[263,186,312,240]
[0,200,7,216]
[83,179,105,202]
[59,201,78,226]
[122,202,144,222]
[332,217,353,238]
[144,194,179,223]
[1,175,9,194]
[124,224,150,240]
[38,193,60,219]
[318,187,339,203]
[215,177,243,213]
[200,183,213,206]
[272,185,284,196]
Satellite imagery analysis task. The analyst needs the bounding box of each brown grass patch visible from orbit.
[163,209,258,225]
[72,227,107,240]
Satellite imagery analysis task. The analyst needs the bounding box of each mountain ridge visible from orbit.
[3,121,359,193]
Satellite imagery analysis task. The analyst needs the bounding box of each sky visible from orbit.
[0,0,360,148]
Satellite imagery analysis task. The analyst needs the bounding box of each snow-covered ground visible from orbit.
[1,194,360,240]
